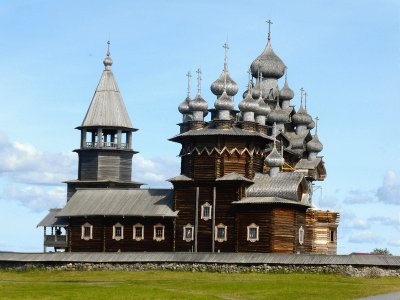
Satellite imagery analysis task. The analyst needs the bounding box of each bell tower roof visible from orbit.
[80,41,134,130]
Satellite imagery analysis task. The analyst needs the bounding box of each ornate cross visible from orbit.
[223,42,229,69]
[196,68,202,95]
[186,71,191,97]
[315,116,319,134]
[304,91,308,110]
[107,40,110,56]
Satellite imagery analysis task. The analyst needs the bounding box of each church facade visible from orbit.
[38,27,339,254]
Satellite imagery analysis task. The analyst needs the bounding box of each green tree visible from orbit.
[371,248,391,255]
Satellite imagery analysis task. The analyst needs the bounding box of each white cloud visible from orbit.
[348,231,384,244]
[344,218,370,230]
[132,154,180,188]
[388,240,400,247]
[368,216,400,231]
[1,184,65,212]
[0,132,76,185]
[376,170,400,205]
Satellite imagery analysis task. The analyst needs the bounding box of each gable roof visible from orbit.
[57,189,177,217]
[246,172,305,201]
[80,65,133,130]
[37,209,69,227]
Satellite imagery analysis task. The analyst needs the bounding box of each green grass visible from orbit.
[0,270,399,299]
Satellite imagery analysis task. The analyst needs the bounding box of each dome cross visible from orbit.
[186,71,192,98]
[304,91,308,110]
[223,42,229,72]
[300,87,304,106]
[196,68,202,95]
[107,40,110,56]
[266,19,273,41]
[315,116,319,134]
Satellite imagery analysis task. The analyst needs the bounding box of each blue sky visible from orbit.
[0,0,399,254]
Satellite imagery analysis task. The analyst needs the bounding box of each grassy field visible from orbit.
[1,270,400,299]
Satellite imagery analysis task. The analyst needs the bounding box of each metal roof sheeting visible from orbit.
[37,209,69,227]
[81,68,133,129]
[1,252,399,267]
[57,189,177,217]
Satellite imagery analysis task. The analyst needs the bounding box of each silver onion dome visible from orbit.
[292,106,313,126]
[265,147,284,168]
[210,71,239,97]
[268,103,288,124]
[306,134,323,153]
[252,78,262,99]
[279,77,294,101]
[189,94,208,112]
[250,40,286,79]
[214,91,234,111]
[255,97,271,116]
[239,91,258,113]
[307,119,315,129]
[178,96,191,114]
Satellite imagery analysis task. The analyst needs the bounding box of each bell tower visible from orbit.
[66,42,142,200]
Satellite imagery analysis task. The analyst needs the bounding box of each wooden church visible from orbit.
[38,25,339,254]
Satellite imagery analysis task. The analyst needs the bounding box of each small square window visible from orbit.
[153,224,165,242]
[133,223,144,241]
[247,223,259,242]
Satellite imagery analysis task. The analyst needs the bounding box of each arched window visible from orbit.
[112,223,124,241]
[299,226,305,245]
[201,202,212,221]
[81,222,93,241]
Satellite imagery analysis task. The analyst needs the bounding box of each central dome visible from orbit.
[250,40,286,79]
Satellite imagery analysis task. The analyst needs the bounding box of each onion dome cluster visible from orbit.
[178,96,191,115]
[250,40,286,79]
[189,94,208,113]
[214,91,234,111]
[279,78,294,101]
[265,146,284,168]
[268,102,288,124]
[239,91,258,113]
[255,96,271,116]
[292,106,313,126]
[211,71,239,97]
[306,134,323,153]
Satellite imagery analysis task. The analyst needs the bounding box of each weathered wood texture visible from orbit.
[68,217,173,252]
[77,150,133,181]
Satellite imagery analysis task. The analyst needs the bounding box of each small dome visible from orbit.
[214,91,234,111]
[255,97,271,116]
[265,147,284,168]
[239,91,258,113]
[251,78,262,100]
[268,103,288,124]
[292,106,313,126]
[103,55,113,67]
[307,134,323,153]
[210,71,239,97]
[307,119,315,129]
[189,94,208,112]
[178,96,191,114]
[279,78,294,101]
[250,41,286,79]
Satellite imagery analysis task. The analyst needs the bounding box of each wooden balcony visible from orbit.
[44,235,67,248]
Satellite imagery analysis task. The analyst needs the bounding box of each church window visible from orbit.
[330,229,336,242]
[215,223,227,242]
[112,223,124,241]
[133,223,144,241]
[81,223,93,241]
[247,223,259,242]
[201,202,212,221]
[153,224,165,242]
[183,224,194,242]
[299,226,305,245]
